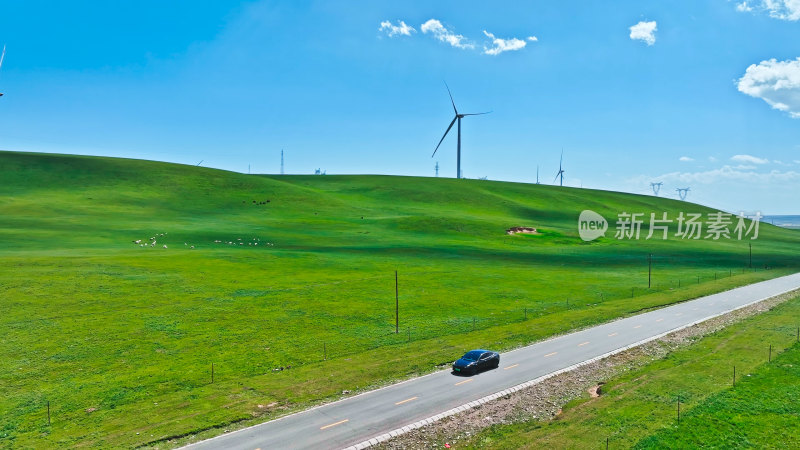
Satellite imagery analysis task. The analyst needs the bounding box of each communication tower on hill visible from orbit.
[650,182,663,196]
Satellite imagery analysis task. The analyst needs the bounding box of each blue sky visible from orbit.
[1,0,799,213]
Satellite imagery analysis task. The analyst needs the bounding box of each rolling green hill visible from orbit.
[1,150,798,447]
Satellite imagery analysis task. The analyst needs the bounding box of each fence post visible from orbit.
[395,270,399,334]
[769,344,772,362]
[211,363,214,383]
[47,401,51,426]
[733,365,736,388]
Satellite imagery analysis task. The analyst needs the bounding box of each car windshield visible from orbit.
[462,351,484,361]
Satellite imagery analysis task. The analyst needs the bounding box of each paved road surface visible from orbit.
[185,272,800,450]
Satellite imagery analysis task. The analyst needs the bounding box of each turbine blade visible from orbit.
[432,116,458,157]
[461,111,492,116]
[444,81,458,115]
[0,45,5,70]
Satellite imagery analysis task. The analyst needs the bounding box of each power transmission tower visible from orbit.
[676,187,690,201]
[280,149,284,175]
[650,182,663,196]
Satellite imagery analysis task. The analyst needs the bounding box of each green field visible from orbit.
[1,150,799,448]
[636,341,800,448]
[464,294,800,449]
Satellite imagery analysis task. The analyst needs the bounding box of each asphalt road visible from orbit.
[185,272,800,450]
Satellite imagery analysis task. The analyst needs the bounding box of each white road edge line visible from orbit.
[341,285,800,450]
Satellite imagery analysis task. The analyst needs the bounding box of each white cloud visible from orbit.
[527,36,538,42]
[421,19,474,49]
[644,165,800,185]
[737,58,800,118]
[735,0,800,20]
[379,20,416,37]
[731,154,770,164]
[629,21,657,46]
[709,156,719,162]
[482,30,528,55]
[679,156,694,162]
[763,0,800,20]
[794,159,800,164]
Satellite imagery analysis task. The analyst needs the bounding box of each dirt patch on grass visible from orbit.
[376,288,800,449]
[506,227,539,235]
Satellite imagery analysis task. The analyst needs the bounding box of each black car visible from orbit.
[452,349,500,375]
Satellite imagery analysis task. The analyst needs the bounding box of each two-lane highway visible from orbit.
[185,272,800,450]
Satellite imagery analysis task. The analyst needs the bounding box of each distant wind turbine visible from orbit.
[431,82,491,179]
[553,150,565,186]
[0,45,6,97]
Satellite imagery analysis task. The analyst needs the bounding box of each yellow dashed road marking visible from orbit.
[578,342,590,346]
[608,332,618,337]
[320,419,349,430]
[545,352,558,357]
[455,379,474,386]
[395,396,418,405]
[504,364,520,370]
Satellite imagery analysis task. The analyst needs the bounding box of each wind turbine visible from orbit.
[432,83,490,179]
[536,165,540,184]
[553,150,565,186]
[0,45,6,97]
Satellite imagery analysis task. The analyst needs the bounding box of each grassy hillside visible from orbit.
[1,150,798,447]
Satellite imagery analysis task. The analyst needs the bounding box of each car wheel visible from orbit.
[493,360,500,369]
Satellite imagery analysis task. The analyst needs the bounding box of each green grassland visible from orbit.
[1,150,798,447]
[464,294,800,449]
[636,341,800,448]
